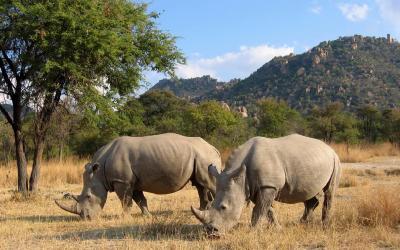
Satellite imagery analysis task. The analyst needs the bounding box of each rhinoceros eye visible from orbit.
[220,204,227,210]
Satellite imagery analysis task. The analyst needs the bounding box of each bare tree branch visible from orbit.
[1,49,19,83]
[0,54,15,98]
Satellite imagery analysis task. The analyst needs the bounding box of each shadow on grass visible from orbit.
[130,209,175,218]
[0,215,80,223]
[58,223,204,241]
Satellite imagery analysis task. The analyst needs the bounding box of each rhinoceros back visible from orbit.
[93,134,204,194]
[244,134,337,203]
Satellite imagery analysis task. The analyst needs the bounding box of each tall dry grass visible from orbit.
[335,186,400,229]
[0,156,399,248]
[1,173,399,249]
[0,157,86,188]
[357,187,400,228]
[330,142,400,163]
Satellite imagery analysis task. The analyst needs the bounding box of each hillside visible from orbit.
[150,75,239,99]
[152,35,400,112]
[0,104,12,113]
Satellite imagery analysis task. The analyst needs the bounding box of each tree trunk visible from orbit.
[29,136,45,192]
[59,142,64,163]
[14,129,28,192]
[29,89,62,191]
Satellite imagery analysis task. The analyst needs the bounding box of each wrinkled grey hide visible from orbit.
[55,133,221,219]
[192,134,341,235]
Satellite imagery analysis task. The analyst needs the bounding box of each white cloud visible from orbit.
[310,5,322,14]
[338,3,369,22]
[376,0,400,32]
[175,44,294,81]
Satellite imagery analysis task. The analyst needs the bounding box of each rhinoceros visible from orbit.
[192,134,341,235]
[55,133,221,219]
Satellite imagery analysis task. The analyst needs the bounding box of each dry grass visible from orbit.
[1,158,400,249]
[331,143,400,163]
[0,157,86,188]
[220,148,232,167]
[357,187,400,227]
[339,173,360,188]
[338,168,379,188]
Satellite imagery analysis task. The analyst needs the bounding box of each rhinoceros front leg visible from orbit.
[300,196,319,223]
[251,187,281,229]
[194,185,212,210]
[114,182,133,214]
[132,190,151,216]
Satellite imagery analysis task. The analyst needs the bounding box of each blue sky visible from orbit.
[143,0,400,88]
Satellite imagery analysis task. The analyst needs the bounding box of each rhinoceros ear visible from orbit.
[208,164,220,178]
[84,163,92,171]
[85,162,100,173]
[92,162,100,172]
[229,164,246,180]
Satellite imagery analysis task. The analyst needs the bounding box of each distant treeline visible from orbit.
[0,90,399,163]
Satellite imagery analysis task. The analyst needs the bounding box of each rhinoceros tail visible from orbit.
[322,152,341,225]
[324,152,341,193]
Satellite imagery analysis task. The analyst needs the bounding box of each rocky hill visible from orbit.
[150,35,400,112]
[0,104,13,113]
[150,75,238,100]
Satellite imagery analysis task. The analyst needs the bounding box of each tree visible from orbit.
[256,98,303,138]
[335,113,360,152]
[139,90,189,133]
[184,101,247,148]
[309,102,345,143]
[0,0,184,192]
[382,109,400,147]
[118,97,151,137]
[0,117,13,164]
[357,105,383,143]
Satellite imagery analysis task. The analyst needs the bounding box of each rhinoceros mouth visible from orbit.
[205,225,221,239]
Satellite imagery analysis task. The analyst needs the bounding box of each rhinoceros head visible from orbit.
[191,164,248,236]
[55,162,107,220]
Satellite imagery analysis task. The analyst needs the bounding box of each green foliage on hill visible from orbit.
[150,75,239,99]
[153,35,400,112]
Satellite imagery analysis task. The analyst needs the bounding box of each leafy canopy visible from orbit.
[0,0,184,99]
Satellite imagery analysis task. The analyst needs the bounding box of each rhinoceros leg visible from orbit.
[251,187,281,229]
[322,189,333,225]
[132,190,150,216]
[300,196,319,223]
[194,184,212,210]
[322,159,340,226]
[191,177,212,210]
[114,182,133,214]
[266,207,280,229]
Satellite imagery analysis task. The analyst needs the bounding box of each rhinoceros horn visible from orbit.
[55,199,80,215]
[191,206,210,224]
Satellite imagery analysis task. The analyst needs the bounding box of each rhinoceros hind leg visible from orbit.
[251,187,280,228]
[114,183,133,214]
[322,190,333,226]
[300,196,319,223]
[132,190,151,216]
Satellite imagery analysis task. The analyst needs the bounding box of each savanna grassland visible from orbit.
[0,146,400,249]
